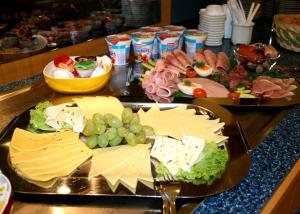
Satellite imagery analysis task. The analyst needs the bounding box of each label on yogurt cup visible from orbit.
[105,34,131,65]
[163,25,186,49]
[184,31,207,59]
[139,26,164,60]
[157,32,180,58]
[131,32,154,62]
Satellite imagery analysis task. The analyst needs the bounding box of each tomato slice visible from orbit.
[193,88,207,98]
[227,92,240,100]
[186,70,197,78]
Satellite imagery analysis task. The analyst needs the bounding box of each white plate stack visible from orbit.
[198,5,226,46]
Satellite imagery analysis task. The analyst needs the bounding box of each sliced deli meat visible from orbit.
[216,52,230,73]
[173,49,193,67]
[185,78,230,97]
[162,51,186,70]
[141,62,180,103]
[194,52,208,64]
[252,76,297,99]
[204,50,217,72]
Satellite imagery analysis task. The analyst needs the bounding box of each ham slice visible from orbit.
[163,70,180,82]
[252,79,281,94]
[155,59,165,72]
[141,61,180,103]
[173,49,193,67]
[162,52,186,70]
[264,45,278,58]
[156,86,172,97]
[155,76,168,86]
[164,60,186,74]
[185,78,230,97]
[252,76,297,99]
[204,50,217,72]
[194,52,207,64]
[144,82,157,94]
[216,52,229,73]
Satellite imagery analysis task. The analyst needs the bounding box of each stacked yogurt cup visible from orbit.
[198,5,226,46]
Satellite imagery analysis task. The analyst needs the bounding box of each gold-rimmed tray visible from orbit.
[0,99,251,199]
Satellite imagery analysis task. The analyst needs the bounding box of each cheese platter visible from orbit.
[0,97,251,200]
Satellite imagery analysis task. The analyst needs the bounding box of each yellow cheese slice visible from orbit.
[10,144,79,164]
[25,178,58,189]
[73,96,124,119]
[14,143,89,170]
[138,105,228,143]
[20,149,92,181]
[88,145,142,179]
[11,129,78,151]
[138,148,154,183]
[119,149,145,193]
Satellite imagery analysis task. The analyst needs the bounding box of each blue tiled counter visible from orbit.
[195,105,300,213]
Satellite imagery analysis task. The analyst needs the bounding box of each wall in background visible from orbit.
[171,0,220,24]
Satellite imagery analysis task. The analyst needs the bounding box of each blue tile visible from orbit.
[194,105,300,214]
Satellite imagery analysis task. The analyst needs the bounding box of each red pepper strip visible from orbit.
[227,92,240,100]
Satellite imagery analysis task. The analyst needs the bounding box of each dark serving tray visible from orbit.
[0,99,251,200]
[125,66,300,109]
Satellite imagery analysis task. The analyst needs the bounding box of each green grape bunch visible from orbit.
[82,107,155,149]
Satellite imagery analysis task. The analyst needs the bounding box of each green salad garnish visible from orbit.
[28,101,55,132]
[156,142,229,185]
[74,61,96,70]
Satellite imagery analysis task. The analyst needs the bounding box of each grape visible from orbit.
[105,127,117,140]
[104,113,123,128]
[92,113,105,125]
[109,136,123,147]
[94,124,106,135]
[136,130,146,144]
[129,121,142,134]
[104,113,115,124]
[125,132,137,146]
[117,127,129,137]
[122,108,133,124]
[83,119,97,136]
[97,134,109,148]
[131,113,140,124]
[110,117,123,128]
[86,135,98,149]
[142,125,155,136]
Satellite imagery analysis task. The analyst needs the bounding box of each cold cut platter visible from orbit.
[136,44,300,108]
[0,97,251,200]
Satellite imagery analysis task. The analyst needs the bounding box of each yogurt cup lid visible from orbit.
[163,25,187,31]
[105,34,131,45]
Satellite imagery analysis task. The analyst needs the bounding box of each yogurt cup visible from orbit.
[184,30,207,59]
[105,34,132,65]
[131,32,155,62]
[139,26,164,60]
[163,25,187,49]
[157,32,180,58]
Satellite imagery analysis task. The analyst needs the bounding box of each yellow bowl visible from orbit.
[43,57,111,94]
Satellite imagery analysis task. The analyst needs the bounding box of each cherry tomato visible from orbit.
[186,70,197,78]
[193,88,207,98]
[227,92,240,100]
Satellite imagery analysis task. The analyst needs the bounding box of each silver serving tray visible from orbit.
[0,99,251,199]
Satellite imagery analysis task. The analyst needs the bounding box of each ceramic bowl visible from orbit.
[43,56,112,94]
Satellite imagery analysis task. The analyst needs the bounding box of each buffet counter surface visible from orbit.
[0,27,300,212]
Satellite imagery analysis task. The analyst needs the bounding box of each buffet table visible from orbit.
[0,61,299,213]
[0,25,300,212]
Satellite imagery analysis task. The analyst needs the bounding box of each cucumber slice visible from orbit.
[142,63,154,71]
[147,59,156,67]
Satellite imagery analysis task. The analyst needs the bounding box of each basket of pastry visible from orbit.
[274,14,300,52]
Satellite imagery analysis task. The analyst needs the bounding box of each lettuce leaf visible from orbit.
[28,101,55,132]
[155,142,229,185]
